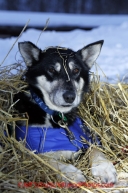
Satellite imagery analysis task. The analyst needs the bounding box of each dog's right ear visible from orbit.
[18,41,41,67]
[76,40,104,69]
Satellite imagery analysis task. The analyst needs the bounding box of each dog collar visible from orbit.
[30,90,68,122]
[30,90,58,116]
[30,90,75,140]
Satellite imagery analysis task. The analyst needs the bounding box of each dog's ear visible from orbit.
[77,40,104,69]
[18,41,41,67]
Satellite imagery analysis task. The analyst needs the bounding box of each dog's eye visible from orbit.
[48,67,55,73]
[73,68,79,74]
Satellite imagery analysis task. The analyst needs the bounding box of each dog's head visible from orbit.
[19,40,103,113]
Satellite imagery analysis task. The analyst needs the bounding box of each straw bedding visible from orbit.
[0,62,128,193]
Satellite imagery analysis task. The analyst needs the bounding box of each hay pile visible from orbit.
[0,62,128,193]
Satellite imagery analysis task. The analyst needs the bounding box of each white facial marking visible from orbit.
[36,75,85,113]
[55,62,61,72]
[74,77,84,95]
[68,61,75,70]
[36,76,73,113]
[79,78,84,93]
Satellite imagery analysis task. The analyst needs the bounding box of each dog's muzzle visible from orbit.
[63,91,76,103]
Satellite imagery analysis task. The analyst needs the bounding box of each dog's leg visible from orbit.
[90,148,117,183]
[49,159,86,182]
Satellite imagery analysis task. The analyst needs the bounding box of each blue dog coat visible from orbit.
[16,118,92,154]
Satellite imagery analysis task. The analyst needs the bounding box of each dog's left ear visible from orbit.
[77,40,104,69]
[18,41,41,67]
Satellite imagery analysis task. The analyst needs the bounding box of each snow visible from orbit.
[0,12,128,83]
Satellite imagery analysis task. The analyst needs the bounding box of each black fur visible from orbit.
[14,89,78,127]
[14,41,103,127]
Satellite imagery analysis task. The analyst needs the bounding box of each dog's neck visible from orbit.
[29,86,77,127]
[30,88,78,140]
[30,89,58,116]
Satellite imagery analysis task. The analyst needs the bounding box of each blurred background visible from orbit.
[0,0,128,81]
[0,0,128,37]
[1,0,128,14]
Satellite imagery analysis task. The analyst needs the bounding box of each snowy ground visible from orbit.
[0,13,128,83]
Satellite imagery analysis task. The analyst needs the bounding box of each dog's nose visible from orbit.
[63,91,75,103]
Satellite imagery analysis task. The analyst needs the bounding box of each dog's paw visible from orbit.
[91,159,117,183]
[57,164,86,182]
[90,149,117,183]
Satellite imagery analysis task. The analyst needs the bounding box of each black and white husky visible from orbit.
[14,40,117,183]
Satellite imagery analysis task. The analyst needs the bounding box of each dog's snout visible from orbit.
[63,91,75,103]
